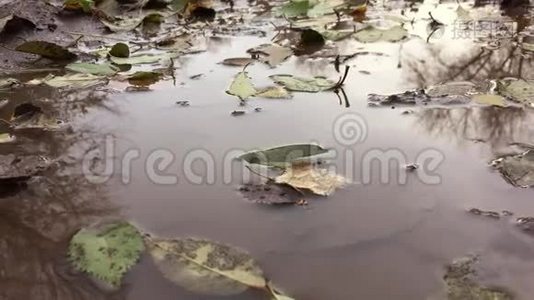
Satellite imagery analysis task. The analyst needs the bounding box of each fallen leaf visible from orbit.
[269,74,336,92]
[277,0,311,18]
[227,71,257,101]
[146,236,266,295]
[221,57,256,67]
[443,256,512,300]
[275,163,345,196]
[64,0,95,12]
[255,86,292,99]
[109,42,130,58]
[0,78,21,90]
[101,16,143,32]
[354,25,408,43]
[248,44,293,68]
[492,150,534,188]
[170,0,189,12]
[238,144,329,168]
[68,222,144,286]
[15,41,77,60]
[27,73,107,89]
[497,79,534,107]
[471,94,505,107]
[66,62,119,76]
[127,71,162,86]
[109,52,179,65]
[0,154,50,185]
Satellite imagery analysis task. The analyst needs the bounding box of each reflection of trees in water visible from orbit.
[0,87,123,300]
[402,40,534,88]
[415,106,534,150]
[401,2,533,88]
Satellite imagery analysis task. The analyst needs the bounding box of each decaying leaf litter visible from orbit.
[1,0,534,299]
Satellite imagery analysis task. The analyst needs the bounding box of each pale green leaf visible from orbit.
[27,73,107,89]
[68,222,144,286]
[66,62,119,76]
[354,25,408,43]
[255,86,292,99]
[471,94,505,107]
[227,71,257,101]
[269,74,336,92]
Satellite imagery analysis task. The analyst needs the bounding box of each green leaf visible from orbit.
[15,41,77,60]
[27,73,107,89]
[238,144,329,168]
[277,0,311,17]
[354,25,408,43]
[306,0,343,18]
[227,71,257,101]
[109,42,130,58]
[269,74,336,92]
[127,71,162,86]
[146,237,267,295]
[66,62,119,76]
[68,222,144,286]
[170,0,189,11]
[497,79,534,107]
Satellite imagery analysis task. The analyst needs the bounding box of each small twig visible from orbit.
[333,66,350,90]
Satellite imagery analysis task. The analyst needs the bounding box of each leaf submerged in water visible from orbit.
[146,236,266,295]
[444,256,513,300]
[68,222,144,286]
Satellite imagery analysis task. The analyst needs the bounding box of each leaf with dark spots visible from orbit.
[68,222,144,286]
[15,41,77,60]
